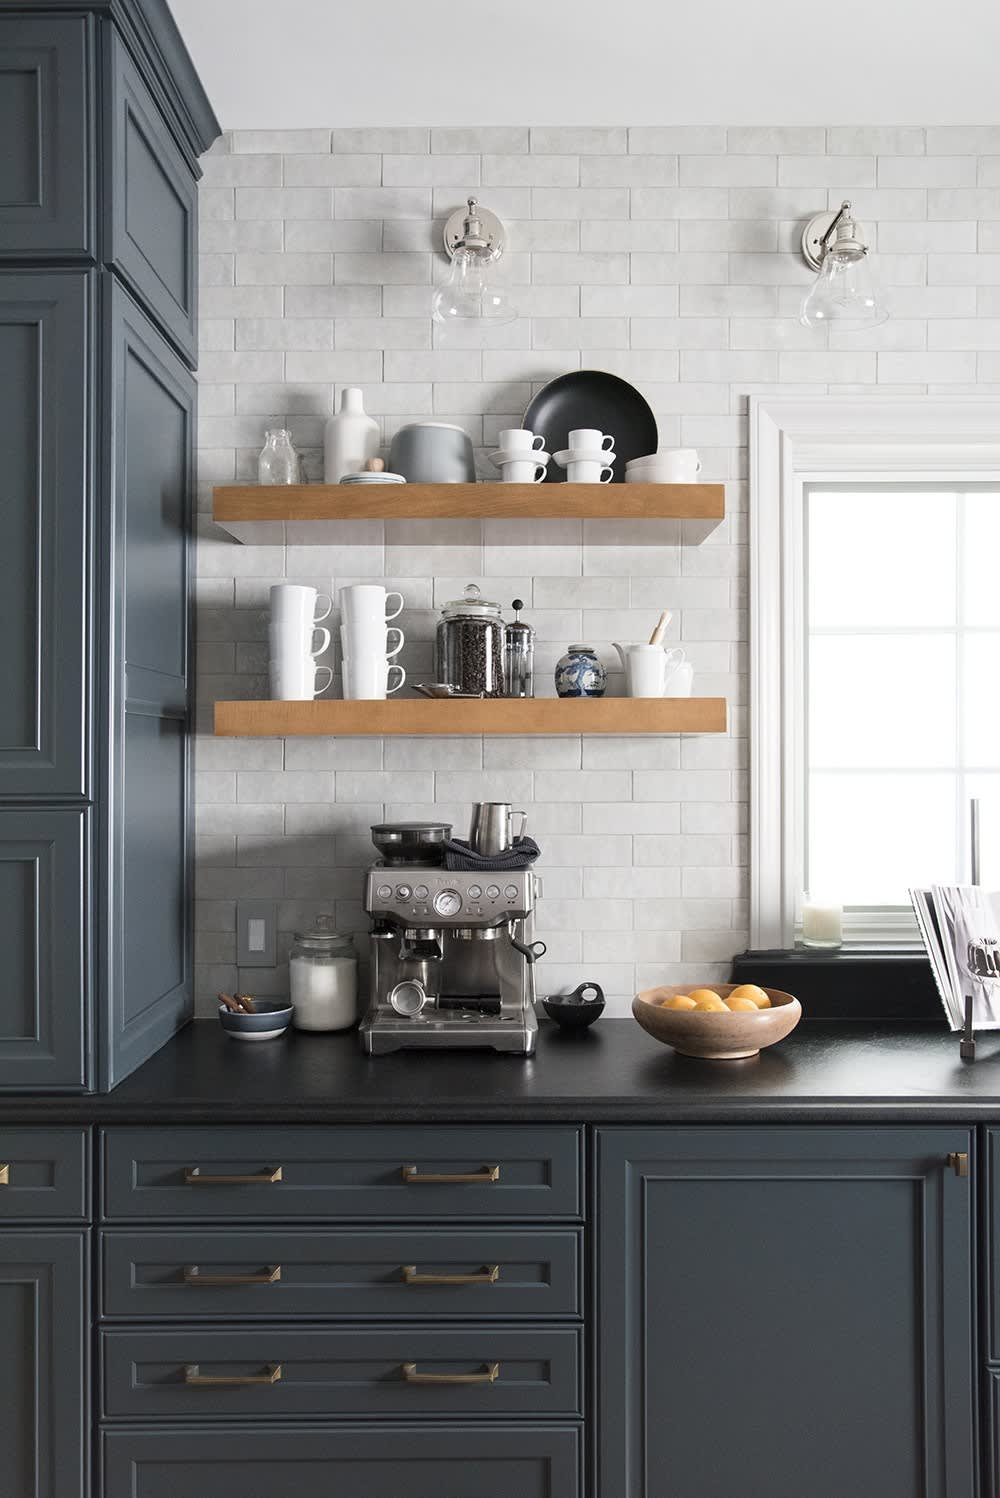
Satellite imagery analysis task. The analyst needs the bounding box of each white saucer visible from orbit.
[554,448,617,467]
[491,449,551,467]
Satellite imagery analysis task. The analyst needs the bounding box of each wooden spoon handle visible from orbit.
[648,610,672,646]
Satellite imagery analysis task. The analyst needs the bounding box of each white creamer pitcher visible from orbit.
[612,642,686,697]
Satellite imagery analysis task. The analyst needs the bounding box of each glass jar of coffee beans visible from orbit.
[436,584,506,696]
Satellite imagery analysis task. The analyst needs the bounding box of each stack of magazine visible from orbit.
[910,885,1000,1031]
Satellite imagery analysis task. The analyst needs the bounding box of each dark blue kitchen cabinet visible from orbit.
[0,1231,89,1498]
[0,5,219,1092]
[597,1126,976,1498]
[0,15,93,259]
[0,271,91,800]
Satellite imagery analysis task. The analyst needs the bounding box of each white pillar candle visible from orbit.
[801,895,843,949]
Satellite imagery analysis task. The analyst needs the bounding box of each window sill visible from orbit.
[731,948,941,1021]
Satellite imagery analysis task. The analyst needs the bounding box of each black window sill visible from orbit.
[731,948,942,1021]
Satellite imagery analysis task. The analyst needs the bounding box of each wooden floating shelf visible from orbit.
[212,482,725,542]
[214,697,727,739]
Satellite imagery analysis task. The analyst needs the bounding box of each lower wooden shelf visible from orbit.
[214,697,727,738]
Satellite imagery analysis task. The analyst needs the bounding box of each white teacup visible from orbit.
[270,621,331,660]
[498,428,545,453]
[340,584,404,623]
[500,458,547,484]
[340,622,404,659]
[569,428,614,453]
[269,657,334,700]
[343,657,406,700]
[270,584,332,627]
[567,459,614,483]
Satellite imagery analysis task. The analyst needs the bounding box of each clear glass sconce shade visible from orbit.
[800,248,888,330]
[432,247,517,325]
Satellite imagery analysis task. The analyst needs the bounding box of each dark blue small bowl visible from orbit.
[219,1001,293,1042]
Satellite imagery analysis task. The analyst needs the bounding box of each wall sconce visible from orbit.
[432,197,516,325]
[799,200,888,330]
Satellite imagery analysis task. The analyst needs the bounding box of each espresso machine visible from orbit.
[359,820,542,1055]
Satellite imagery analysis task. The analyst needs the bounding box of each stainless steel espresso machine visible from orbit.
[359,820,541,1055]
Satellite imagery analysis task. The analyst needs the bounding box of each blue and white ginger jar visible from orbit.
[555,644,607,698]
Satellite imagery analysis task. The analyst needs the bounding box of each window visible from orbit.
[750,400,1000,948]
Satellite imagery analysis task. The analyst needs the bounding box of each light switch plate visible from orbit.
[237,900,276,967]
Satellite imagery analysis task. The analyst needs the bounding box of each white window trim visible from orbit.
[748,396,1000,950]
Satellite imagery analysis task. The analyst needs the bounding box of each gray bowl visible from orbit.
[219,1001,293,1042]
[389,422,475,484]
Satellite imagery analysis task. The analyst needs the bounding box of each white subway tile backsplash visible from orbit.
[195,123,1000,1000]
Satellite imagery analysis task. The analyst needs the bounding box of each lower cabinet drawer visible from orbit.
[102,1326,581,1419]
[0,1126,89,1219]
[101,1227,582,1319]
[102,1424,582,1497]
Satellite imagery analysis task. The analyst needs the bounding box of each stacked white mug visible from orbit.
[269,585,334,700]
[340,585,407,700]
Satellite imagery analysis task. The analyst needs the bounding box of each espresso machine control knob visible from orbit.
[433,888,462,917]
[389,980,427,1016]
[504,884,519,900]
[486,884,501,899]
[376,884,392,900]
[395,884,412,900]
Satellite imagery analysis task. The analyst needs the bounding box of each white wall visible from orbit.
[173,0,1000,131]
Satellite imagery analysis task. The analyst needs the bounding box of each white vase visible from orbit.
[323,387,379,483]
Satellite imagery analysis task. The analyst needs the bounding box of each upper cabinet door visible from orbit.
[0,16,93,259]
[105,33,197,365]
[0,271,90,799]
[597,1125,976,1498]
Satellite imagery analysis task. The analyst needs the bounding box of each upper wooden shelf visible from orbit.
[212,482,725,542]
[214,697,727,738]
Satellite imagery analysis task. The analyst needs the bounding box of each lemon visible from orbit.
[724,996,759,1012]
[693,994,728,1012]
[729,983,771,1009]
[661,994,697,1011]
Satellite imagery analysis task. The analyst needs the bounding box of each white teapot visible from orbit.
[612,642,689,698]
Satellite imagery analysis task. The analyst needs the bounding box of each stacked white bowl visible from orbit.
[553,428,618,483]
[489,428,551,484]
[625,448,701,484]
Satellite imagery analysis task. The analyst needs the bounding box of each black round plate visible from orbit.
[524,369,658,483]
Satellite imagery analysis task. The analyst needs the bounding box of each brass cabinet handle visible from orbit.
[401,1361,499,1386]
[184,1265,281,1286]
[0,1164,8,1186]
[183,1363,282,1387]
[402,1264,499,1286]
[184,1167,283,1186]
[948,1151,970,1178]
[401,1165,500,1185]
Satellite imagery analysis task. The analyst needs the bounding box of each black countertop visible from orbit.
[5,1018,1000,1123]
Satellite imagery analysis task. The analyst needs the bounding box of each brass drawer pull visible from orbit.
[402,1264,499,1286]
[183,1363,282,1387]
[401,1165,500,1185]
[948,1151,970,1178]
[402,1361,499,1386]
[184,1167,283,1186]
[0,1164,8,1186]
[184,1265,282,1287]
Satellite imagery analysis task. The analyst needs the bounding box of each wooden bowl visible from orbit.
[632,983,801,1060]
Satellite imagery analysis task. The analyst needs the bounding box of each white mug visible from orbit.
[269,584,332,626]
[343,657,406,700]
[340,584,404,623]
[500,458,547,484]
[567,459,614,483]
[499,428,545,453]
[270,622,331,660]
[340,622,404,659]
[664,660,694,697]
[270,657,334,700]
[569,428,614,453]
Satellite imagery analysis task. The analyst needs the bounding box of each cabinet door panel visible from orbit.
[103,1425,581,1498]
[105,33,196,362]
[0,1232,87,1498]
[102,284,194,1089]
[0,17,92,257]
[597,1126,975,1498]
[0,272,89,797]
[0,809,87,1089]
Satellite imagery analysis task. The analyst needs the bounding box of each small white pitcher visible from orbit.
[612,642,686,697]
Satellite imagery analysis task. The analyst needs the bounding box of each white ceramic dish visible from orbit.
[554,448,617,467]
[490,449,551,468]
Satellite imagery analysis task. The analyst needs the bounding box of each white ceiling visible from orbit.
[172,0,1000,131]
